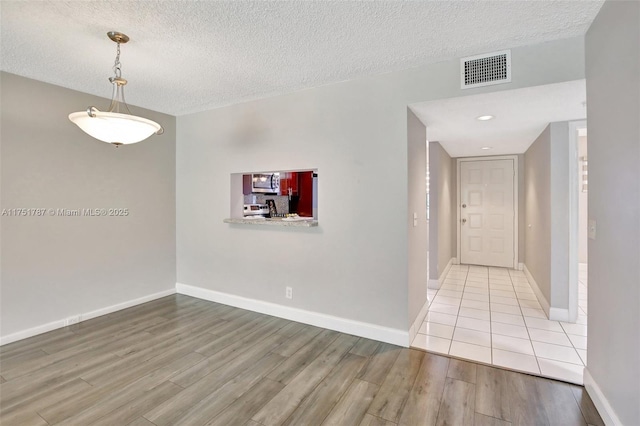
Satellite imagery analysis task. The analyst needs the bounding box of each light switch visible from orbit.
[588,219,596,240]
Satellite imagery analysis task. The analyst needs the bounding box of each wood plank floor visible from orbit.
[0,295,604,426]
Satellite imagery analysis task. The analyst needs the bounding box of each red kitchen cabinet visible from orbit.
[296,171,313,217]
[242,174,252,195]
[280,172,299,196]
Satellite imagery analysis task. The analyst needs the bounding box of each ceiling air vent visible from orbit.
[461,50,511,89]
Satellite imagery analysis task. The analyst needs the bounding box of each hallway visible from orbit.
[411,265,588,384]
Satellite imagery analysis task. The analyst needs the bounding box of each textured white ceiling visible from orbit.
[0,1,603,116]
[410,80,587,158]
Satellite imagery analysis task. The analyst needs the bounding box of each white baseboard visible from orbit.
[584,368,622,426]
[549,307,570,322]
[452,258,459,265]
[427,279,440,290]
[81,288,176,323]
[518,262,524,271]
[523,265,551,319]
[176,283,409,347]
[428,257,454,290]
[440,257,454,282]
[409,297,430,343]
[0,319,68,347]
[0,288,176,346]
[522,265,570,321]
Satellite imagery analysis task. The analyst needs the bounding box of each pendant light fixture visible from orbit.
[68,31,163,147]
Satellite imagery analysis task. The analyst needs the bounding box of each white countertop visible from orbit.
[223,217,318,227]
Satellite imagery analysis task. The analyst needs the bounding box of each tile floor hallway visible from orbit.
[411,264,588,384]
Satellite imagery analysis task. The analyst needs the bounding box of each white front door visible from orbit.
[459,158,516,268]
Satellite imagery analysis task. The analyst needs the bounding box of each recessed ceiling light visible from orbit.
[476,115,495,121]
[481,146,493,150]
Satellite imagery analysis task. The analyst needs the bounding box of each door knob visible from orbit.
[462,218,467,223]
[462,204,467,208]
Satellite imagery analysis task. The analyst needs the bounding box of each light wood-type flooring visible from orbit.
[0,295,604,426]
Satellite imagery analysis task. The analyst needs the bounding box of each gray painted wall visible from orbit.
[578,136,588,263]
[428,142,455,280]
[525,127,551,301]
[176,37,585,334]
[0,72,177,339]
[549,121,571,311]
[524,122,572,313]
[517,154,525,264]
[450,160,458,264]
[585,1,640,423]
[407,109,428,325]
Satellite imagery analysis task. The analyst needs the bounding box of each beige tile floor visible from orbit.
[411,263,589,384]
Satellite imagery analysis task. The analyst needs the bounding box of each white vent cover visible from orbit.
[461,50,511,89]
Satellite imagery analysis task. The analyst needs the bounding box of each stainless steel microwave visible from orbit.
[252,173,280,194]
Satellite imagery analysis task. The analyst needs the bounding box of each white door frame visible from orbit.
[568,120,586,323]
[457,155,519,269]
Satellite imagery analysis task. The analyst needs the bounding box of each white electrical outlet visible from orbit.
[285,287,293,299]
[66,315,81,326]
[588,219,597,240]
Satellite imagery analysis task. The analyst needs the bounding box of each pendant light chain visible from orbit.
[107,38,131,115]
[113,41,122,79]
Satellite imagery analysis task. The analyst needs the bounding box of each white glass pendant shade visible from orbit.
[68,108,162,145]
